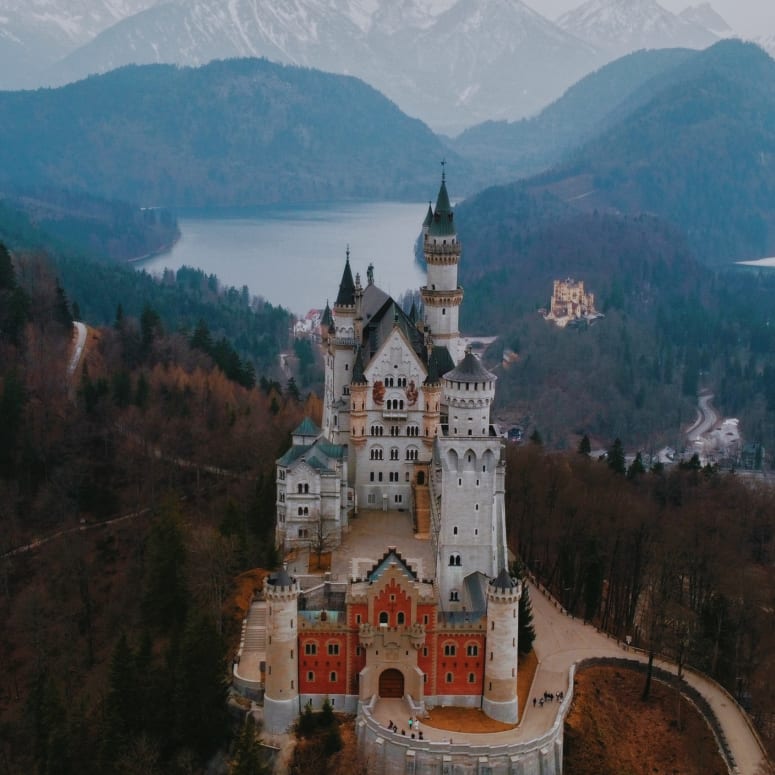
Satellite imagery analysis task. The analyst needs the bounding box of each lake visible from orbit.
[136,201,428,316]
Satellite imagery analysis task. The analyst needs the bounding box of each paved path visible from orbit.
[368,579,769,772]
[687,392,719,443]
[527,581,767,774]
[67,321,87,377]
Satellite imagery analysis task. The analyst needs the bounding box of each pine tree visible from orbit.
[230,716,268,775]
[518,581,536,655]
[578,434,591,456]
[173,613,229,759]
[627,451,646,479]
[607,438,626,475]
[142,499,188,633]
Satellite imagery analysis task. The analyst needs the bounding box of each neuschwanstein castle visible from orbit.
[251,173,525,751]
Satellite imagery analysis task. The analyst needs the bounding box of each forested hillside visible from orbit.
[506,444,775,760]
[0,242,307,773]
[0,204,294,378]
[0,186,178,263]
[525,40,775,266]
[0,58,465,207]
[451,47,695,181]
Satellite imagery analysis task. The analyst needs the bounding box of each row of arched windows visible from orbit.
[297,483,309,493]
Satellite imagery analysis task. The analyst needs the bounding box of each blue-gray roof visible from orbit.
[293,417,321,438]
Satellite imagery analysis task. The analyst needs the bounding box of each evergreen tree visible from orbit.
[578,434,591,456]
[112,371,132,408]
[142,499,188,633]
[607,438,626,475]
[102,634,137,761]
[173,613,229,759]
[0,371,26,476]
[230,716,268,775]
[529,428,542,445]
[627,451,646,479]
[140,304,162,354]
[518,581,536,655]
[287,377,301,402]
[134,373,149,409]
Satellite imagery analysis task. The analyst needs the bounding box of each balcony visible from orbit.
[383,409,407,419]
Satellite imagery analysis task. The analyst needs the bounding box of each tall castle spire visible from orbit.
[420,166,463,363]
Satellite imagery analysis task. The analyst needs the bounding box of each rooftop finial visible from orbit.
[441,158,446,182]
[346,244,350,261]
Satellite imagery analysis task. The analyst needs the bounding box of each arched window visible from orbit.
[298,507,303,516]
[304,483,309,494]
[379,611,389,625]
[453,526,458,535]
[397,612,405,625]
[297,484,303,493]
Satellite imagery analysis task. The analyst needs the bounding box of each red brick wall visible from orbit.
[434,633,485,695]
[298,632,348,694]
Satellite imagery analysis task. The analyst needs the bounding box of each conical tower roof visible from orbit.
[351,346,368,385]
[321,300,333,328]
[335,251,355,307]
[491,568,517,591]
[444,348,496,383]
[429,170,455,237]
[422,202,433,228]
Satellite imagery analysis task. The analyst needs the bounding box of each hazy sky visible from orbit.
[522,0,773,39]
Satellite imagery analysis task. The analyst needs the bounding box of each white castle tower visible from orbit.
[323,250,358,444]
[435,348,508,606]
[420,167,464,364]
[483,569,521,723]
[263,568,301,734]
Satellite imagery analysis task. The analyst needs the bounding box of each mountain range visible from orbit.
[0,0,737,132]
[0,57,460,207]
[455,39,775,282]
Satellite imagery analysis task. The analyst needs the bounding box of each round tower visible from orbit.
[263,568,301,734]
[325,250,358,441]
[420,169,463,363]
[482,569,521,724]
[349,347,368,449]
[443,347,497,438]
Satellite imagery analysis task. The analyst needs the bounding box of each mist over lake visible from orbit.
[137,201,428,316]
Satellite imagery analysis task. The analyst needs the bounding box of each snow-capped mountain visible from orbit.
[754,35,775,60]
[678,3,732,39]
[0,0,157,87]
[43,0,600,132]
[557,0,717,58]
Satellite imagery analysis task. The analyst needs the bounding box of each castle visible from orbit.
[261,172,522,740]
[544,277,598,327]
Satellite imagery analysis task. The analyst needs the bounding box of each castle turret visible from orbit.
[324,250,358,441]
[482,569,521,724]
[420,170,463,363]
[263,568,301,734]
[435,348,506,604]
[349,347,368,449]
[443,347,496,438]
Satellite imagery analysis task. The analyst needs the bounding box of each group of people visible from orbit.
[532,689,564,708]
[386,717,424,740]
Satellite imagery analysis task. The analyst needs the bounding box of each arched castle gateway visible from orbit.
[240,172,566,773]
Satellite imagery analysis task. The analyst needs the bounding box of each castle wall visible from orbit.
[357,693,568,775]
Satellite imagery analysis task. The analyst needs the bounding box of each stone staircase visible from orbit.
[413,482,431,539]
[243,601,267,652]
